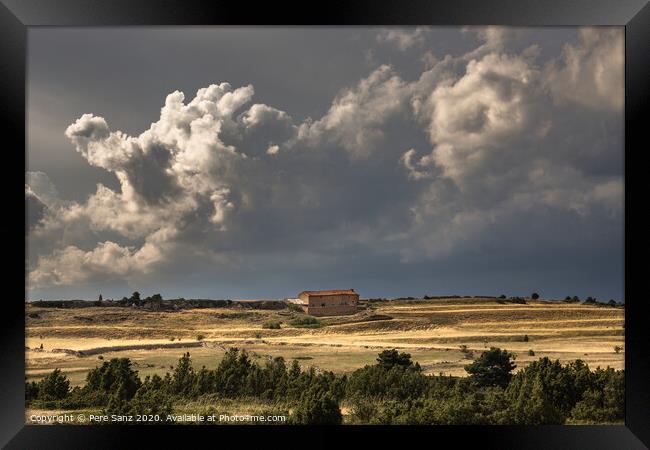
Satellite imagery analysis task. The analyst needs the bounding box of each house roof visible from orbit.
[299,289,357,297]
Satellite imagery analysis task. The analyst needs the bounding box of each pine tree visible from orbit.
[291,386,342,425]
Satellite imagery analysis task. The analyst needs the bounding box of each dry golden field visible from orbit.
[25,298,624,386]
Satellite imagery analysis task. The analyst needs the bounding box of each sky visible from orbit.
[25,26,624,301]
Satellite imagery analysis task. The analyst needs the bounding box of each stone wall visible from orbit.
[304,294,358,316]
[306,304,358,316]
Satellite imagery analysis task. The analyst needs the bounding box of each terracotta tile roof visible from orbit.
[299,289,357,297]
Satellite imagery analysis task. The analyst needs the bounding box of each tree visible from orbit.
[38,368,70,400]
[130,291,141,305]
[350,396,377,423]
[376,349,413,370]
[98,294,103,302]
[508,375,565,425]
[171,352,196,395]
[103,382,131,418]
[85,358,142,400]
[507,357,584,417]
[129,380,174,417]
[570,368,624,422]
[531,293,540,300]
[214,348,254,397]
[25,380,40,402]
[346,362,427,400]
[465,348,517,388]
[291,386,342,425]
[289,359,301,379]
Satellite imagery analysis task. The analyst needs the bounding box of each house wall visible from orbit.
[301,294,358,316]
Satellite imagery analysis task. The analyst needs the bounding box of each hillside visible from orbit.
[26,297,624,386]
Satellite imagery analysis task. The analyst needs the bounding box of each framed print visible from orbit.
[1,0,648,447]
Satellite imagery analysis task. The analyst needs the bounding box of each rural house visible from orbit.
[291,289,359,316]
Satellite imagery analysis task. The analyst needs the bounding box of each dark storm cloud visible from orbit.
[25,186,46,231]
[26,27,624,301]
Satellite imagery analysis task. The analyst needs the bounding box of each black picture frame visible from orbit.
[1,0,647,447]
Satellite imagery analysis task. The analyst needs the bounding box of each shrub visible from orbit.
[376,349,414,370]
[507,375,566,425]
[38,369,70,401]
[25,381,39,403]
[85,358,142,401]
[570,368,624,423]
[346,360,427,401]
[531,293,540,300]
[288,315,321,328]
[26,348,625,426]
[507,357,591,420]
[57,386,108,409]
[128,383,174,418]
[349,396,377,423]
[613,346,622,354]
[571,390,619,423]
[459,345,474,358]
[285,302,305,313]
[522,335,529,342]
[291,386,342,425]
[103,384,132,419]
[263,320,282,329]
[197,334,205,341]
